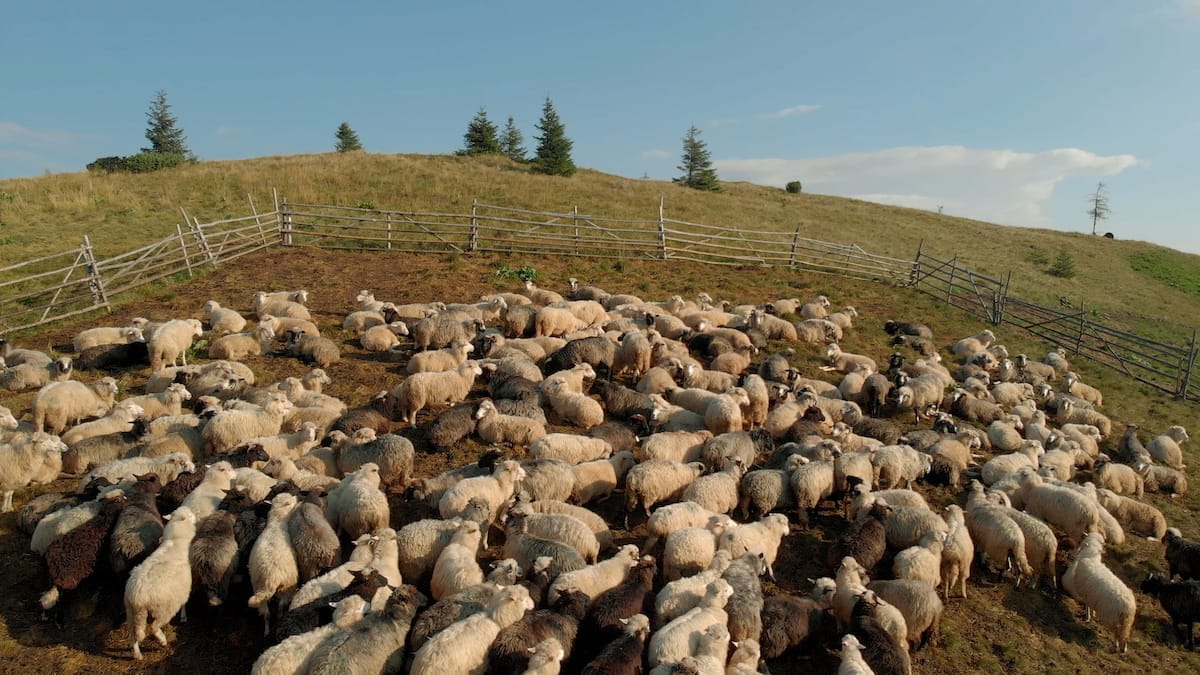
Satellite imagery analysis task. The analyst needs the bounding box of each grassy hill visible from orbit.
[2,151,1200,345]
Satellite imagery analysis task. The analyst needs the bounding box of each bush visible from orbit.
[785,181,803,194]
[1027,246,1050,266]
[1048,251,1077,279]
[87,152,188,174]
[495,265,538,283]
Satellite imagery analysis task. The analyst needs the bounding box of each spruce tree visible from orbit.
[499,116,526,162]
[335,122,363,152]
[461,108,502,155]
[532,98,576,177]
[141,89,192,158]
[674,125,719,191]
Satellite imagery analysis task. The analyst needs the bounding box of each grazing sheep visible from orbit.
[409,584,535,675]
[1096,487,1168,540]
[207,324,275,361]
[1062,532,1136,653]
[718,514,790,581]
[390,361,484,427]
[326,463,390,539]
[625,461,707,520]
[124,506,198,660]
[33,377,119,435]
[0,433,67,512]
[1141,573,1200,650]
[571,451,636,505]
[1148,425,1189,470]
[474,398,547,446]
[432,520,485,601]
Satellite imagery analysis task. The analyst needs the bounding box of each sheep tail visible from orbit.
[248,591,272,608]
[39,587,60,610]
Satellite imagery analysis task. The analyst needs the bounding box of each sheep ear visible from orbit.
[619,617,629,625]
[527,647,537,654]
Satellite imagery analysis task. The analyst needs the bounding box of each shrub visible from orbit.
[1027,246,1050,266]
[495,265,538,283]
[87,152,188,174]
[785,181,803,194]
[1048,251,1077,279]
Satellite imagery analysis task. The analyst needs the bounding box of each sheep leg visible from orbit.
[1,490,12,513]
[178,604,187,624]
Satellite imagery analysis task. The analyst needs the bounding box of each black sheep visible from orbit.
[853,417,903,445]
[108,473,164,575]
[488,587,589,674]
[275,568,390,640]
[190,509,240,608]
[588,422,639,456]
[330,390,392,436]
[686,332,732,359]
[287,490,341,582]
[883,320,933,339]
[1119,424,1150,463]
[1141,573,1200,649]
[850,592,912,675]
[40,492,127,621]
[591,380,657,422]
[760,592,833,659]
[489,372,542,402]
[543,336,615,378]
[580,612,650,675]
[428,402,478,450]
[76,341,150,371]
[828,502,890,573]
[1166,528,1200,581]
[576,556,656,663]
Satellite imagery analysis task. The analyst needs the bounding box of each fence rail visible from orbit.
[2,193,1197,401]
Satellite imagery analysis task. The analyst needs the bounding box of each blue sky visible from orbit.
[3,1,1199,252]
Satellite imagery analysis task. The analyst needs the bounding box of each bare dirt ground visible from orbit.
[0,246,1195,674]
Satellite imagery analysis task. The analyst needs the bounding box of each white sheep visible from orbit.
[1062,532,1136,653]
[662,518,733,582]
[703,387,749,435]
[0,432,66,512]
[655,551,734,626]
[288,534,378,610]
[682,457,745,515]
[343,309,386,333]
[390,361,484,427]
[547,544,640,605]
[535,306,586,338]
[544,380,605,429]
[638,430,712,463]
[571,451,636,505]
[440,459,526,522]
[250,595,369,675]
[261,455,340,493]
[987,415,1025,453]
[1062,371,1103,408]
[892,530,946,587]
[791,458,836,526]
[530,433,612,464]
[409,585,535,675]
[60,402,144,447]
[951,329,996,359]
[1055,398,1112,437]
[254,289,309,312]
[80,452,194,492]
[202,300,247,335]
[74,325,144,352]
[124,506,198,659]
[625,461,707,519]
[837,634,873,675]
[121,383,192,421]
[175,461,237,521]
[1015,467,1101,546]
[998,505,1059,590]
[613,329,655,379]
[648,578,734,668]
[360,322,409,352]
[799,295,831,319]
[207,324,275,361]
[32,377,119,435]
[245,422,321,460]
[883,504,950,550]
[408,338,475,374]
[1095,460,1144,498]
[148,318,204,371]
[821,344,877,375]
[871,444,930,490]
[0,356,73,393]
[325,463,390,539]
[1096,487,1168,540]
[248,493,301,635]
[1148,425,1189,470]
[980,439,1043,486]
[940,504,974,599]
[202,396,293,454]
[431,520,485,600]
[507,501,601,562]
[848,486,929,522]
[255,291,311,319]
[474,398,547,446]
[717,514,790,581]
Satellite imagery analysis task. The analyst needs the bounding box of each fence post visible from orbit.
[573,205,580,256]
[946,255,958,304]
[993,270,1011,326]
[189,218,215,266]
[176,224,193,278]
[1074,305,1085,355]
[386,213,393,251]
[280,198,293,246]
[909,239,924,288]
[81,235,110,310]
[1178,330,1198,400]
[247,193,268,246]
[658,196,668,260]
[789,224,801,268]
[468,199,478,253]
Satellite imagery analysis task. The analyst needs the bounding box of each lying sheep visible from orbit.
[202,300,247,335]
[1138,462,1189,497]
[1,356,73,392]
[474,398,547,446]
[821,344,877,375]
[74,325,144,353]
[33,377,119,435]
[208,325,275,361]
[1096,487,1167,540]
[1148,425,1189,470]
[952,329,996,359]
[286,331,341,369]
[1062,532,1136,653]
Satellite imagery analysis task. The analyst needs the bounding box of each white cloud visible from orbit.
[759,104,822,120]
[0,121,82,146]
[714,145,1139,228]
[640,149,671,160]
[1158,0,1200,19]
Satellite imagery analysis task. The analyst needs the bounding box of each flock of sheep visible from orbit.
[0,272,1198,674]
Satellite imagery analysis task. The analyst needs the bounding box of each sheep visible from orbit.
[246,493,301,634]
[541,381,604,430]
[202,396,293,454]
[504,511,588,576]
[1095,459,1144,498]
[1096,487,1168,540]
[518,458,577,503]
[681,456,745,515]
[799,295,831,319]
[429,402,478,449]
[747,308,798,341]
[0,355,73,392]
[821,344,877,375]
[829,501,891,572]
[521,637,566,675]
[892,531,946,587]
[474,398,547,446]
[1056,398,1112,437]
[648,579,734,668]
[987,415,1025,453]
[580,612,650,675]
[662,517,732,582]
[1062,371,1103,407]
[0,433,67,512]
[325,463,390,539]
[343,307,387,332]
[717,514,790,581]
[80,452,194,492]
[178,461,238,521]
[200,300,247,335]
[939,504,974,599]
[390,360,484,427]
[411,585,536,675]
[258,314,320,341]
[548,544,640,606]
[38,489,126,620]
[121,383,192,421]
[207,324,276,360]
[1138,462,1189,497]
[1165,528,1200,581]
[332,428,414,489]
[1061,532,1136,653]
[738,454,806,520]
[286,331,341,369]
[892,375,945,424]
[721,551,767,644]
[250,595,370,675]
[124,506,198,659]
[254,289,309,312]
[871,444,930,490]
[408,338,476,374]
[980,439,1043,486]
[286,491,341,583]
[526,499,613,551]
[1013,467,1103,547]
[1148,425,1189,470]
[700,387,748,435]
[147,318,204,370]
[357,321,408,352]
[189,509,239,609]
[507,500,601,562]
[571,451,636,505]
[624,461,707,520]
[1141,573,1200,650]
[432,520,485,600]
[60,402,144,448]
[759,580,835,659]
[848,486,930,522]
[74,325,144,352]
[791,457,836,526]
[866,578,943,653]
[440,458,525,522]
[300,584,427,674]
[32,377,119,435]
[263,455,340,492]
[951,329,995,359]
[612,328,655,379]
[243,422,321,461]
[531,433,612,464]
[389,518,461,589]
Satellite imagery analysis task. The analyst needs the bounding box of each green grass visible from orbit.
[1130,250,1200,299]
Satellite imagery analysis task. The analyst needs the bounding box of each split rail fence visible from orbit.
[1,194,1197,401]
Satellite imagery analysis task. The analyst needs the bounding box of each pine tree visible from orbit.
[674,125,719,191]
[141,90,192,158]
[1087,181,1110,236]
[335,122,363,152]
[499,116,526,162]
[532,98,576,177]
[461,108,502,156]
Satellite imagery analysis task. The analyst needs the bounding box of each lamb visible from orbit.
[124,506,198,659]
[74,325,144,352]
[408,338,476,374]
[1096,487,1168,540]
[474,398,547,446]
[0,356,72,392]
[1138,462,1189,497]
[1148,425,1189,470]
[247,493,301,635]
[1061,532,1136,653]
[148,318,204,370]
[717,514,790,581]
[432,520,485,600]
[390,360,484,427]
[178,461,238,521]
[32,377,119,434]
[286,331,342,369]
[1141,573,1200,650]
[892,531,946,587]
[333,428,415,489]
[548,544,640,605]
[60,402,144,447]
[202,396,292,454]
[0,433,67,511]
[624,460,707,520]
[207,324,275,360]
[325,463,390,539]
[409,585,535,675]
[571,451,636,505]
